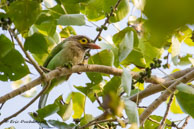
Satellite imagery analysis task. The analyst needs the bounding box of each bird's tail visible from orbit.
[38,93,49,109]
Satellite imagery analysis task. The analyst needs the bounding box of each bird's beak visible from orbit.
[87,43,101,49]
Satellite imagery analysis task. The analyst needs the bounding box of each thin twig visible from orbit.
[96,124,107,129]
[0,81,51,125]
[158,94,174,129]
[93,0,123,42]
[180,116,191,129]
[8,29,46,79]
[0,102,5,110]
[94,93,104,109]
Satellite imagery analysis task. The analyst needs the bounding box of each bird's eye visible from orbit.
[79,38,88,44]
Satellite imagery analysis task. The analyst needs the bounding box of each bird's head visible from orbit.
[66,35,101,50]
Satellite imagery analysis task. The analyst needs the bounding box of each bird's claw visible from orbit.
[63,62,73,69]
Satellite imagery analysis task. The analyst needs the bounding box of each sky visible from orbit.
[0,1,194,129]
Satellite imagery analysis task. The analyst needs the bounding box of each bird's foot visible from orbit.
[63,62,73,69]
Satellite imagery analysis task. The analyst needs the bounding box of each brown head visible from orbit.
[65,35,101,50]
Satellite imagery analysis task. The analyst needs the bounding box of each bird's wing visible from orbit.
[43,40,66,67]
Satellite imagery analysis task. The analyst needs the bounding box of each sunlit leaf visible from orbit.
[166,96,183,114]
[178,54,193,66]
[139,39,163,65]
[80,114,94,129]
[54,95,73,121]
[60,26,76,38]
[72,92,85,118]
[143,115,172,129]
[103,76,121,95]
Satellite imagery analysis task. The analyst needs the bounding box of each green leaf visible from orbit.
[48,120,75,129]
[54,95,73,121]
[86,72,103,85]
[121,67,132,96]
[166,96,183,114]
[143,115,172,129]
[109,0,130,23]
[103,76,121,95]
[88,49,114,66]
[36,103,60,118]
[176,83,194,117]
[35,20,57,37]
[0,49,29,81]
[178,54,193,66]
[123,98,139,124]
[62,3,80,14]
[8,0,41,34]
[80,114,94,129]
[98,42,120,67]
[82,0,129,22]
[24,33,48,54]
[74,84,102,102]
[57,14,85,26]
[0,34,14,58]
[87,49,114,84]
[60,26,76,38]
[121,49,146,67]
[139,39,163,65]
[113,27,139,47]
[29,112,50,128]
[118,31,134,62]
[72,92,85,118]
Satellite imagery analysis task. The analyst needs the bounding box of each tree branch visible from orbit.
[0,81,51,125]
[180,116,191,129]
[9,29,46,79]
[0,65,125,103]
[93,0,123,42]
[0,65,193,105]
[158,94,174,129]
[130,67,194,103]
[139,69,194,125]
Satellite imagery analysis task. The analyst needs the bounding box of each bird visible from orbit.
[38,35,101,109]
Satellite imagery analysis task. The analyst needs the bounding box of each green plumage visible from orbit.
[38,35,100,109]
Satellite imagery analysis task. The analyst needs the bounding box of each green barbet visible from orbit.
[38,35,100,109]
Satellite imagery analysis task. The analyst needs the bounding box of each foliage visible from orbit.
[0,0,194,129]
